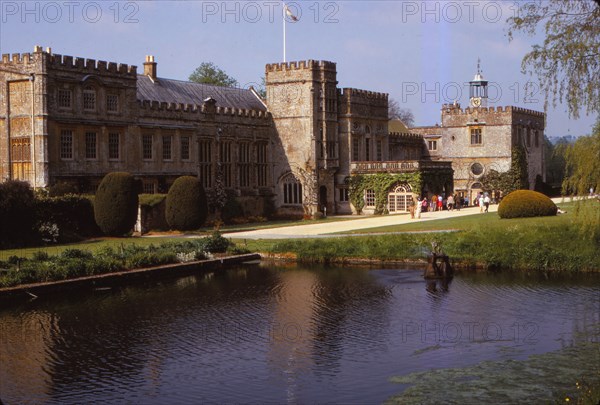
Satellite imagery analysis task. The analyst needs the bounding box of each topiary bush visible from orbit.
[165,176,208,231]
[498,190,558,219]
[94,172,139,236]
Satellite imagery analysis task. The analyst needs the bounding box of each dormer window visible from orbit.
[83,87,96,111]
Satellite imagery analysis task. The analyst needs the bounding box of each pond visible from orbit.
[1,264,599,404]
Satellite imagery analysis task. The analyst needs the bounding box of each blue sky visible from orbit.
[1,0,596,137]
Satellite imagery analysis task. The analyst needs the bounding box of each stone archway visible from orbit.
[388,183,412,213]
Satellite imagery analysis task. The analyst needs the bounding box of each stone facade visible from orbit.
[3,47,546,218]
[412,101,545,202]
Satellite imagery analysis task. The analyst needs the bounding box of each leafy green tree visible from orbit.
[507,0,599,118]
[561,120,600,241]
[0,180,36,247]
[189,62,238,87]
[562,120,600,195]
[544,137,568,187]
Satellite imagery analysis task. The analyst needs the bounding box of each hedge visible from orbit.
[94,172,139,236]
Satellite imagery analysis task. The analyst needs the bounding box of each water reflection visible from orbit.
[0,265,598,404]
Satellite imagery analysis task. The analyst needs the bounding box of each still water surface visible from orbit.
[1,264,599,404]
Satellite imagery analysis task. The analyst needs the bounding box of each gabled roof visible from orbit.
[136,75,266,111]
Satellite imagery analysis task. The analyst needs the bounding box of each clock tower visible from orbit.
[469,59,488,108]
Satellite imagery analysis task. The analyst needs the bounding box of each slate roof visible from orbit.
[136,75,266,111]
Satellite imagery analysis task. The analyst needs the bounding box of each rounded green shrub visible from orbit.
[498,190,557,219]
[166,176,208,231]
[94,172,139,236]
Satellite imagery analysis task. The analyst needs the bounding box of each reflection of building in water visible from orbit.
[267,269,317,402]
[0,311,57,402]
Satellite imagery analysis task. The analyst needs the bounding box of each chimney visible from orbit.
[144,55,157,81]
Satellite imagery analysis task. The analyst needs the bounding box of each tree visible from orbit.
[388,98,415,127]
[189,62,238,87]
[0,180,36,247]
[507,0,600,118]
[562,119,600,195]
[94,172,139,236]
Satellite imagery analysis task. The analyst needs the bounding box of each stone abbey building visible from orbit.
[0,47,544,217]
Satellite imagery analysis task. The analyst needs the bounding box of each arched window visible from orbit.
[282,173,303,205]
[388,184,412,213]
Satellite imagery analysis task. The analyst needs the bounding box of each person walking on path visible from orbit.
[484,194,490,213]
[479,193,485,213]
[437,195,443,211]
[447,194,455,211]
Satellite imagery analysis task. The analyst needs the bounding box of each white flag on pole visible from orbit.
[284,4,299,22]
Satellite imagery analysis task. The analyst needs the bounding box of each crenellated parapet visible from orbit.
[1,52,40,66]
[266,60,336,72]
[48,53,137,76]
[137,99,270,119]
[339,87,388,102]
[441,104,544,117]
[388,132,423,141]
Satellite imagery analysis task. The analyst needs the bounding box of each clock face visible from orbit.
[471,97,481,107]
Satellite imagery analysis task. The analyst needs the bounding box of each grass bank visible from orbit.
[235,205,600,272]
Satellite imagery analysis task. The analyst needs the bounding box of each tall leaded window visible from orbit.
[108,133,120,160]
[283,174,302,205]
[534,130,539,147]
[364,189,376,208]
[365,138,371,161]
[352,137,360,161]
[199,139,212,188]
[107,94,119,112]
[428,140,438,151]
[162,135,172,160]
[256,142,268,187]
[376,140,382,161]
[58,89,72,108]
[85,132,97,159]
[180,136,190,160]
[83,88,96,111]
[142,134,153,160]
[339,187,349,202]
[470,128,482,145]
[238,143,251,187]
[219,141,232,187]
[60,130,73,159]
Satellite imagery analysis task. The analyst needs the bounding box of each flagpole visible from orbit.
[283,3,286,62]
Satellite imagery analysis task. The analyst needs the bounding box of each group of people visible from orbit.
[408,192,492,219]
[409,193,466,219]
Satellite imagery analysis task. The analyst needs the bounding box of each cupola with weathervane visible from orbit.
[469,58,488,108]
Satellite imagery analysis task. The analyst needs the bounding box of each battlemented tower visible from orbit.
[265,60,339,215]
